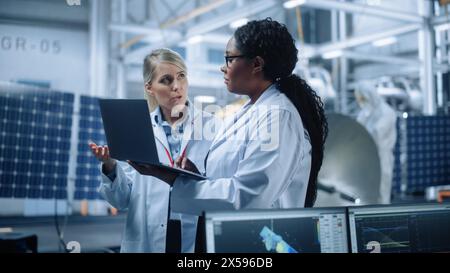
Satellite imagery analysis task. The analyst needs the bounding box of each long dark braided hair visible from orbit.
[234,18,328,207]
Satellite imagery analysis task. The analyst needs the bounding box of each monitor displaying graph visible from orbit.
[348,203,450,253]
[205,208,348,253]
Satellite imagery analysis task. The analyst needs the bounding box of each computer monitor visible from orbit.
[348,203,450,253]
[204,208,349,253]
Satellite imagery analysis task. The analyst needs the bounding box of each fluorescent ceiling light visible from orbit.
[372,36,397,47]
[187,35,204,44]
[229,18,249,29]
[366,0,381,6]
[194,95,217,104]
[283,0,306,9]
[322,50,343,59]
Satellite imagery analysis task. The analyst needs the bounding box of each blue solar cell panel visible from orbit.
[75,95,106,200]
[42,189,54,199]
[0,89,73,199]
[402,116,450,194]
[0,187,13,198]
[15,187,27,198]
[28,188,41,198]
[87,191,99,200]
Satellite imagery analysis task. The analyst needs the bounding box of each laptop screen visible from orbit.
[205,208,349,253]
[348,203,450,253]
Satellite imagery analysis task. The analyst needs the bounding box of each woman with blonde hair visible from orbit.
[89,48,217,253]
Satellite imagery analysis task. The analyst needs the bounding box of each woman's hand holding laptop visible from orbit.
[126,157,200,186]
[127,161,179,186]
[174,156,200,174]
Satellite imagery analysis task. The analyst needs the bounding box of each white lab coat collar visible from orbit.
[150,100,197,156]
[210,84,279,150]
[243,83,278,109]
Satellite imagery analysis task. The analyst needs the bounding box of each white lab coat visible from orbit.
[170,85,312,215]
[98,103,217,253]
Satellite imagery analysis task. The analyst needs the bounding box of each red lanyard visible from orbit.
[163,145,187,167]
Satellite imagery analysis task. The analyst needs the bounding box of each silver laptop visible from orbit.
[98,99,206,180]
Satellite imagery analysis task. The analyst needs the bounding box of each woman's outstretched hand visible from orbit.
[88,140,116,173]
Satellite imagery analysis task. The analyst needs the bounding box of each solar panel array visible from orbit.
[404,116,450,193]
[392,115,450,196]
[0,86,73,199]
[1,84,449,203]
[74,96,106,200]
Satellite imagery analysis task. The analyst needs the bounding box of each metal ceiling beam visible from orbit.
[431,14,450,25]
[186,0,278,37]
[109,24,183,44]
[343,51,421,66]
[160,0,232,29]
[352,64,421,80]
[312,23,422,57]
[123,32,231,65]
[109,23,176,35]
[124,0,279,64]
[159,0,190,26]
[299,0,425,23]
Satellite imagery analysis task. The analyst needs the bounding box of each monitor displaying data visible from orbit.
[348,203,450,253]
[205,208,349,253]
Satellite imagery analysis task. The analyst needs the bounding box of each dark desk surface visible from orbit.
[0,213,126,253]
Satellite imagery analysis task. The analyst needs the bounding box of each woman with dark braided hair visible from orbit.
[227,18,328,207]
[136,18,327,215]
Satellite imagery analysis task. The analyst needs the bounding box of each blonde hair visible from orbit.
[143,48,187,111]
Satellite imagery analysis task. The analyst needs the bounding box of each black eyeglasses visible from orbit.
[224,55,245,67]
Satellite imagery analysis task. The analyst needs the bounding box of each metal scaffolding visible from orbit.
[93,0,450,114]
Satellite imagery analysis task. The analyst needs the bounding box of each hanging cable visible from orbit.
[54,197,69,253]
